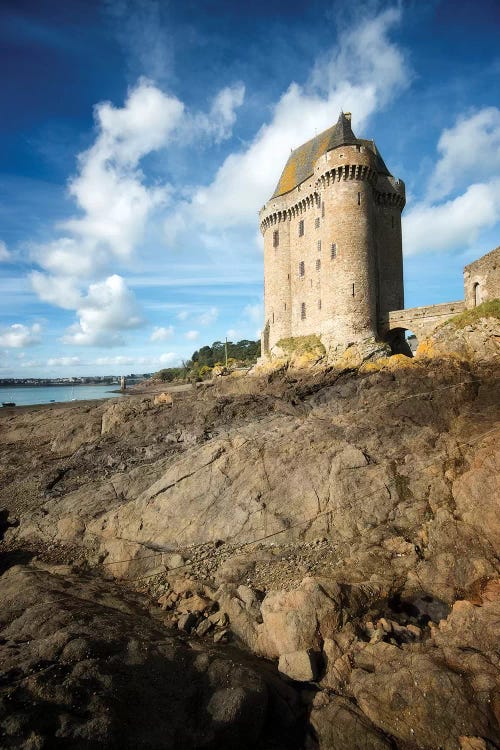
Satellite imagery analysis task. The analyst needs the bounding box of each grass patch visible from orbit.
[276,335,326,356]
[445,299,500,330]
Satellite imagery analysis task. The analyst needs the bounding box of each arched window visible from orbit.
[473,282,480,307]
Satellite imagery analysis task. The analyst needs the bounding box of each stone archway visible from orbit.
[473,282,481,307]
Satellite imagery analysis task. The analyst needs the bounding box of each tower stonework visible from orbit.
[260,113,406,357]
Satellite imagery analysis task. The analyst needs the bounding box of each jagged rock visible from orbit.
[278,649,318,682]
[1,358,499,750]
[196,618,213,637]
[213,629,230,644]
[417,315,500,361]
[321,633,355,691]
[0,564,301,749]
[154,392,173,407]
[177,594,212,614]
[177,612,197,632]
[208,610,229,627]
[350,642,498,748]
[310,696,393,749]
[258,578,342,658]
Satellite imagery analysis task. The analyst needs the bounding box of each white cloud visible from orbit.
[31,271,82,310]
[187,84,245,144]
[177,310,189,321]
[0,323,41,348]
[94,355,135,366]
[61,275,144,346]
[0,240,10,261]
[150,325,174,341]
[159,351,180,365]
[33,79,182,286]
[47,356,81,367]
[185,330,199,341]
[404,179,500,256]
[166,7,408,236]
[28,77,246,347]
[428,107,500,200]
[198,306,219,326]
[226,328,241,340]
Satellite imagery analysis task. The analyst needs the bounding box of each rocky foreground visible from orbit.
[1,332,499,748]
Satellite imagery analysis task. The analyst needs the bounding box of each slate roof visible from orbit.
[271,112,391,198]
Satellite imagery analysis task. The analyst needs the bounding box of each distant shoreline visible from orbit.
[0,382,120,388]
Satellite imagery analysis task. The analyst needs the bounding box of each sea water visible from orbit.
[0,385,122,407]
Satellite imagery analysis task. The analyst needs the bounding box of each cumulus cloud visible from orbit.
[33,79,182,282]
[198,307,218,326]
[61,275,144,346]
[404,108,500,256]
[0,323,41,348]
[166,7,408,236]
[29,77,246,348]
[428,107,500,200]
[150,325,174,341]
[31,271,82,310]
[0,240,10,261]
[404,179,500,256]
[185,330,199,341]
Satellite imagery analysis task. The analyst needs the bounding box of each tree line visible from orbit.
[155,339,261,382]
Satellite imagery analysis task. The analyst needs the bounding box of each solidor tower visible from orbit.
[259,112,406,357]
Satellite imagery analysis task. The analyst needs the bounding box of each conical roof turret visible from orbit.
[271,112,391,198]
[327,111,358,149]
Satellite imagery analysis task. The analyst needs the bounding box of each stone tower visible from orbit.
[259,112,406,357]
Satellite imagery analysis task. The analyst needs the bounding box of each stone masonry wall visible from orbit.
[260,143,405,355]
[464,246,500,309]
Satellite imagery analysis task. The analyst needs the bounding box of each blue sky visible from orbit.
[1,0,499,377]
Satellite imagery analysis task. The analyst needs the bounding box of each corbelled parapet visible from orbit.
[260,112,406,357]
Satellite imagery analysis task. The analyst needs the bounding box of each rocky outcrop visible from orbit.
[417,306,500,361]
[1,355,499,749]
[0,562,305,749]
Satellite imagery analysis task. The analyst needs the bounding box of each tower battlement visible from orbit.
[260,112,406,357]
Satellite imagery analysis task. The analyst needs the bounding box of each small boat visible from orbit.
[2,402,15,407]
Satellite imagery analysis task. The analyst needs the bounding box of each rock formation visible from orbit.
[1,309,499,748]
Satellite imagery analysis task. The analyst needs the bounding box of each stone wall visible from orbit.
[381,301,466,341]
[464,246,499,309]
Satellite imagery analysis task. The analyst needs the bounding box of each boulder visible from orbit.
[278,649,318,682]
[258,578,342,658]
[154,392,173,407]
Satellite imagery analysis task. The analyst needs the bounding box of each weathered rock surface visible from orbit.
[0,563,305,749]
[417,314,500,361]
[1,349,499,749]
